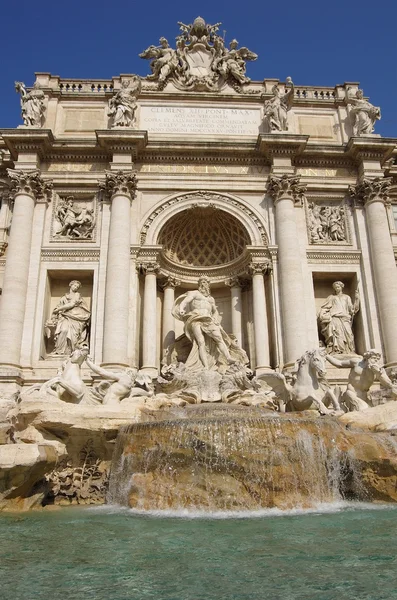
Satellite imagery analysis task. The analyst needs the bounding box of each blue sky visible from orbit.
[1,0,396,136]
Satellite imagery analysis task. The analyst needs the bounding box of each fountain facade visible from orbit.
[1,16,397,511]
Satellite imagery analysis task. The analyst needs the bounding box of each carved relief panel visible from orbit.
[306,200,350,245]
[51,195,97,242]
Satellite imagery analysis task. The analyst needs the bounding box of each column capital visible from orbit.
[249,260,272,276]
[159,276,180,290]
[6,169,53,202]
[349,177,392,207]
[140,261,160,275]
[267,174,306,204]
[225,276,243,288]
[98,170,137,201]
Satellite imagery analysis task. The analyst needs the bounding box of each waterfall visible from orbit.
[107,405,397,511]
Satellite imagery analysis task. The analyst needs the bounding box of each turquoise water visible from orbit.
[1,503,397,600]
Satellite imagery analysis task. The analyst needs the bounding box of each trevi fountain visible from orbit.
[0,15,397,600]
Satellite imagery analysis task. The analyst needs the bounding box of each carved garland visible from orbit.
[140,191,269,246]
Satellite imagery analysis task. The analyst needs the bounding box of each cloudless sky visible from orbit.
[1,0,396,136]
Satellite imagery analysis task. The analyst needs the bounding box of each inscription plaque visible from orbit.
[139,105,261,135]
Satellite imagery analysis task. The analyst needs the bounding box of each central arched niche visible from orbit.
[158,205,250,268]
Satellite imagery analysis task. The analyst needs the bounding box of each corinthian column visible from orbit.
[350,177,397,366]
[0,170,52,367]
[141,262,160,377]
[99,171,137,367]
[161,277,180,360]
[267,174,307,367]
[249,263,271,373]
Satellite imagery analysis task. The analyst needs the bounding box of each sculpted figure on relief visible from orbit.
[346,89,381,136]
[15,81,45,127]
[172,277,247,372]
[326,350,397,411]
[108,77,142,128]
[263,78,294,132]
[85,357,153,406]
[54,196,95,239]
[45,280,91,356]
[307,203,346,244]
[318,281,359,355]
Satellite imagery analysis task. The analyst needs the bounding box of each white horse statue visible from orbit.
[262,348,341,414]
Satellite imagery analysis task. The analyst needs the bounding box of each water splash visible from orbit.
[107,404,397,511]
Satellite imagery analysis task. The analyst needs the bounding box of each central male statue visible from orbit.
[172,277,246,371]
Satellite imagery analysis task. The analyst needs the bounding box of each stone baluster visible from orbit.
[141,262,160,377]
[0,170,52,367]
[249,263,271,373]
[226,277,243,347]
[99,171,137,367]
[161,277,180,360]
[267,174,307,367]
[350,177,397,366]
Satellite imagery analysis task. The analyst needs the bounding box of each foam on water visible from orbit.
[90,500,397,520]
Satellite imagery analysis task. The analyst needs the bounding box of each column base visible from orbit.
[255,366,273,377]
[140,366,158,379]
[100,362,130,370]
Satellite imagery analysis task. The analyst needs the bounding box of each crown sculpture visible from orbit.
[139,16,258,92]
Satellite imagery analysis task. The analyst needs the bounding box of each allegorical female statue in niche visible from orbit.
[318,281,360,355]
[45,280,91,356]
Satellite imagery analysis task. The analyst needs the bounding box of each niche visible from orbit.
[41,270,93,359]
[312,272,364,356]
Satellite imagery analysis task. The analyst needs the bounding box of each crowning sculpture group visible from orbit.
[9,16,394,419]
[15,16,381,136]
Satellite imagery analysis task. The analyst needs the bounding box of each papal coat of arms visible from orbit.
[139,16,257,92]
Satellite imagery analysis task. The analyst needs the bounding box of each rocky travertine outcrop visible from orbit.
[339,400,397,432]
[0,395,146,510]
[108,406,397,511]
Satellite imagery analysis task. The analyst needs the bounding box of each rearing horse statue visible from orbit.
[262,348,341,414]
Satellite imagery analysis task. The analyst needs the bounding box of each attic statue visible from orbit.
[263,78,294,132]
[15,81,45,127]
[346,88,381,136]
[108,76,142,128]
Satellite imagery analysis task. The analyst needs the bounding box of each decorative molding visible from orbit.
[306,249,361,264]
[41,248,100,262]
[140,190,269,246]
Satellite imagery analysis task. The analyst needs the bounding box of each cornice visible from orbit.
[256,133,309,158]
[0,129,54,161]
[345,137,396,164]
[139,153,265,165]
[96,130,148,160]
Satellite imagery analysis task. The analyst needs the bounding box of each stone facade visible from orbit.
[0,15,397,395]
